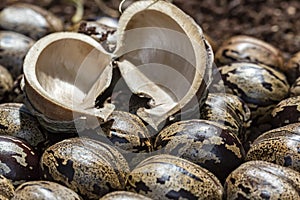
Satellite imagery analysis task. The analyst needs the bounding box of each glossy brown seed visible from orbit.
[246,122,300,172]
[154,119,245,183]
[126,154,224,200]
[270,96,300,129]
[95,111,153,153]
[91,111,153,168]
[200,93,251,141]
[225,160,300,199]
[0,103,49,152]
[0,3,63,40]
[0,31,35,78]
[0,135,39,186]
[40,137,130,200]
[215,35,284,70]
[211,62,289,124]
[12,181,82,200]
[0,65,13,101]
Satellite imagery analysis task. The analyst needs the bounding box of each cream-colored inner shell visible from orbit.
[36,38,111,109]
[117,10,198,127]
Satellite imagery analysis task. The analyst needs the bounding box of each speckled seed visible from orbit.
[0,31,35,78]
[270,96,300,129]
[89,111,153,168]
[100,191,152,200]
[285,51,300,84]
[200,93,251,141]
[74,20,117,52]
[0,65,13,101]
[215,35,284,70]
[246,123,300,172]
[0,175,15,199]
[154,119,245,183]
[12,181,82,200]
[0,103,48,152]
[97,111,153,153]
[224,160,300,199]
[40,137,130,200]
[0,3,63,40]
[4,74,25,103]
[0,135,39,186]
[289,76,300,97]
[126,154,224,200]
[211,62,289,124]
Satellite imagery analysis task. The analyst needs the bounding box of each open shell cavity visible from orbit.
[23,0,213,133]
[115,0,213,129]
[23,32,114,133]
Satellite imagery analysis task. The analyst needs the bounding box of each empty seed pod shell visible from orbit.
[211,62,289,124]
[215,35,284,70]
[270,96,300,129]
[0,3,63,40]
[40,137,130,199]
[23,1,212,134]
[154,119,245,183]
[200,93,251,141]
[0,175,15,200]
[0,31,35,78]
[114,0,213,130]
[224,160,300,199]
[126,154,223,200]
[285,51,300,84]
[23,32,115,133]
[100,191,151,200]
[0,135,39,186]
[246,122,300,172]
[12,181,82,200]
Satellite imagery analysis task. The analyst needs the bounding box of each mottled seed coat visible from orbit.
[215,35,284,71]
[0,175,15,199]
[225,160,300,199]
[246,122,300,172]
[211,62,289,124]
[200,93,251,141]
[40,137,130,200]
[154,119,245,183]
[126,154,224,200]
[270,96,300,128]
[0,103,48,152]
[0,135,39,186]
[12,181,82,200]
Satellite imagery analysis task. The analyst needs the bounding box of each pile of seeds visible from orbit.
[1,1,300,200]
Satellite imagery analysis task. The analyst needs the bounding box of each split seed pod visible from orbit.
[23,0,213,133]
[114,0,213,129]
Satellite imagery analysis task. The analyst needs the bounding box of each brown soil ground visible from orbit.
[1,0,300,58]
